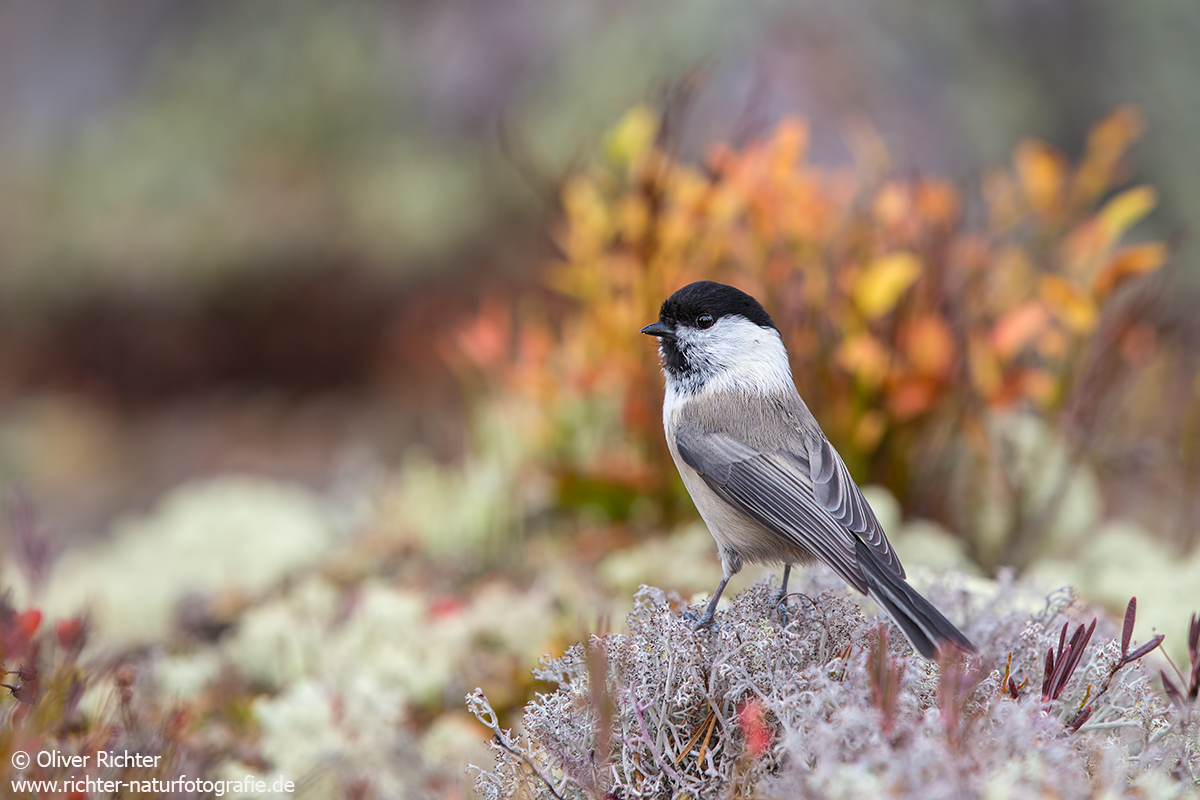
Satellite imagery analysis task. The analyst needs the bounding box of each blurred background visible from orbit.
[1,1,1198,797]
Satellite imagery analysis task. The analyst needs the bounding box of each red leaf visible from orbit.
[738,698,772,757]
[1068,704,1094,731]
[1042,649,1056,702]
[1161,670,1186,710]
[56,618,86,653]
[1121,598,1136,657]
[1124,634,1163,663]
[1050,643,1075,701]
[15,609,41,641]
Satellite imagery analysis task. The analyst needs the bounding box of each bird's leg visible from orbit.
[693,575,731,630]
[772,565,792,626]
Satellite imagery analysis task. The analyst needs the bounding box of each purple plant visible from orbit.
[868,625,903,738]
[1160,611,1200,711]
[1041,616,1096,705]
[998,597,1162,733]
[4,489,58,596]
[1065,597,1163,731]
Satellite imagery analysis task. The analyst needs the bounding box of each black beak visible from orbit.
[640,321,674,338]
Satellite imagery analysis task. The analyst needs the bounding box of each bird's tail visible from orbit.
[854,537,975,659]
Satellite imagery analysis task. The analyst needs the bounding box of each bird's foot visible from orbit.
[773,565,793,628]
[772,589,790,627]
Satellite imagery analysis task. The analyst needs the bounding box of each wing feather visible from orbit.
[675,423,869,593]
[806,436,904,578]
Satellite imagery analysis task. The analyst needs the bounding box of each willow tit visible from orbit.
[641,281,973,658]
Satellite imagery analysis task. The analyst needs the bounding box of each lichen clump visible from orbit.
[470,572,1197,799]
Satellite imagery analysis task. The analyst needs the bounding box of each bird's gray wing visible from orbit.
[805,435,905,578]
[674,419,869,593]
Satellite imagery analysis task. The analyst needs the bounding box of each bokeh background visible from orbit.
[1,1,1199,797]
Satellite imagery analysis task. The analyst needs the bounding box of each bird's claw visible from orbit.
[773,591,790,628]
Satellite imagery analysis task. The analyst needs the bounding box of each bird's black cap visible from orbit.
[655,281,777,331]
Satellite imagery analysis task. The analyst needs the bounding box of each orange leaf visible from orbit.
[873,182,911,228]
[991,302,1049,360]
[1018,369,1058,407]
[457,306,510,367]
[1039,276,1097,334]
[1086,106,1145,163]
[887,379,938,421]
[769,116,809,179]
[903,315,956,378]
[836,334,890,389]
[917,180,960,227]
[1014,140,1067,217]
[1072,106,1145,205]
[1036,327,1069,360]
[1093,243,1167,298]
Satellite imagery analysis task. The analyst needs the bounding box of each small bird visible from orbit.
[641,280,973,658]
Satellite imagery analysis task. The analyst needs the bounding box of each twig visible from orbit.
[696,711,718,769]
[491,737,569,800]
[630,683,687,788]
[675,711,715,767]
[467,689,569,800]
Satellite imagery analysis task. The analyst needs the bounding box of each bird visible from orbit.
[641,280,974,659]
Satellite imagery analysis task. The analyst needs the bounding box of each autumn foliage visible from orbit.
[459,105,1167,528]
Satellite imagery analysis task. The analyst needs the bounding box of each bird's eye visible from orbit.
[696,314,714,329]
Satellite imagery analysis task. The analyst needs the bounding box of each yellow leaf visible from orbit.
[1039,275,1097,334]
[836,334,890,389]
[614,195,649,243]
[769,117,809,179]
[1093,243,1167,298]
[560,175,610,258]
[1072,106,1145,205]
[854,253,922,318]
[969,335,1002,399]
[988,246,1035,309]
[1098,185,1157,242]
[853,411,887,451]
[1014,139,1067,217]
[668,166,710,214]
[604,105,659,167]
